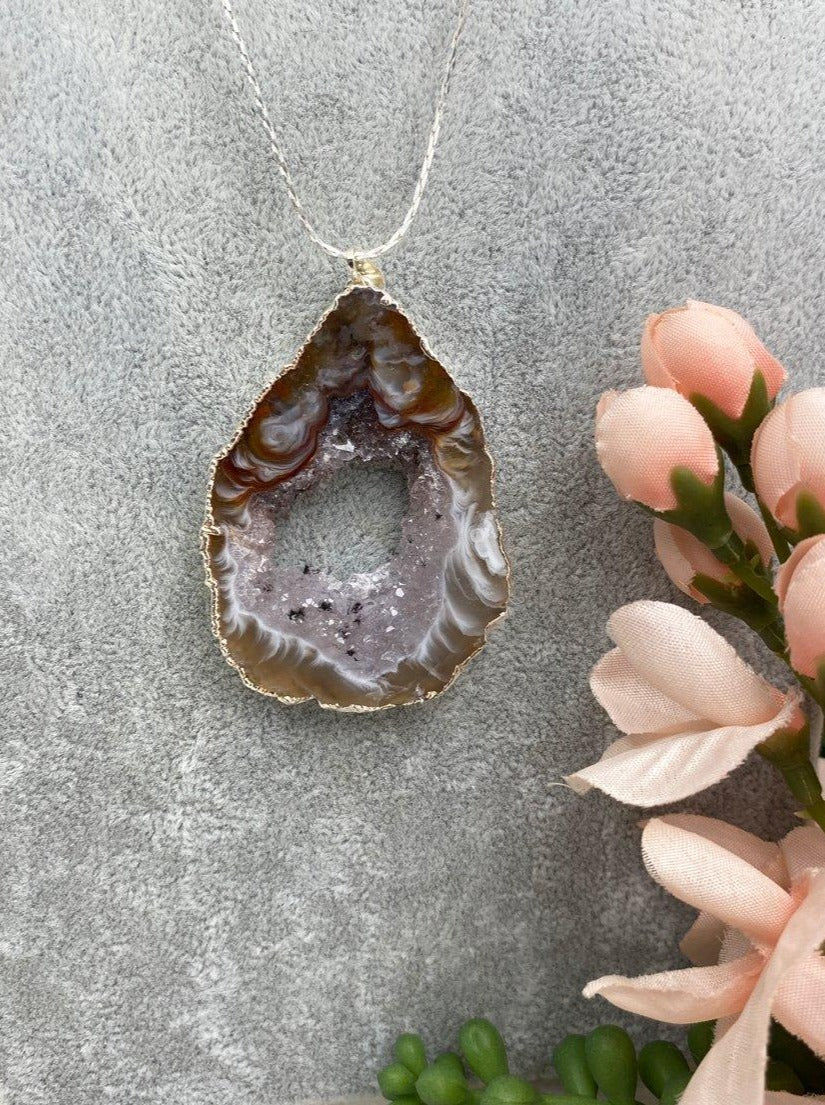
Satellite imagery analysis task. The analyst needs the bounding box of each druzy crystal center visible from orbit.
[203,285,508,710]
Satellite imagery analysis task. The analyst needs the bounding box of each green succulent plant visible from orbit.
[376,1014,825,1104]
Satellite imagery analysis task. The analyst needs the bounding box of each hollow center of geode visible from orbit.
[229,392,458,675]
[272,460,410,580]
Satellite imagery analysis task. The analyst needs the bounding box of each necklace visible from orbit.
[203,0,509,711]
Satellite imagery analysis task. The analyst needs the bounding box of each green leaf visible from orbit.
[416,1061,469,1105]
[478,1075,539,1105]
[766,1059,805,1094]
[687,1021,714,1065]
[551,1035,597,1098]
[584,1025,637,1105]
[537,1096,601,1104]
[434,1053,467,1079]
[396,1033,428,1078]
[459,1019,510,1084]
[659,1070,691,1105]
[638,1041,690,1099]
[379,1062,419,1099]
[769,1020,825,1092]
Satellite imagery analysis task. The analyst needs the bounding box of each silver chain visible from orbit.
[219,0,470,263]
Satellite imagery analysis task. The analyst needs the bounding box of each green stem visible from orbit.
[692,575,788,660]
[782,765,825,834]
[799,674,825,713]
[733,457,790,561]
[758,725,825,836]
[757,620,790,661]
[713,536,778,604]
[737,462,756,493]
[757,497,792,563]
[729,559,778,602]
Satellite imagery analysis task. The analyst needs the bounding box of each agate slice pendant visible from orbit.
[202,261,509,711]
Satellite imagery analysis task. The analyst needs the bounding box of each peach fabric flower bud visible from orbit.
[654,493,774,603]
[596,387,720,512]
[642,301,786,420]
[775,534,825,679]
[752,388,825,536]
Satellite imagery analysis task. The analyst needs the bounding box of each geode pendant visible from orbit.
[202,263,508,711]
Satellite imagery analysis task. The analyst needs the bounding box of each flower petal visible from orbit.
[642,819,794,946]
[565,700,798,807]
[700,302,787,401]
[680,912,726,967]
[752,400,797,522]
[775,535,825,679]
[774,952,825,1056]
[680,870,825,1105]
[787,388,825,510]
[640,312,674,389]
[607,601,783,726]
[660,814,787,885]
[583,955,762,1022]
[590,647,700,734]
[725,493,775,567]
[764,1094,822,1104]
[774,535,821,607]
[781,824,825,887]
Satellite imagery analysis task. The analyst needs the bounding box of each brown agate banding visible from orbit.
[202,284,509,711]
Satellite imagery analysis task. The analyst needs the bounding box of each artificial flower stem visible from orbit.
[756,496,793,562]
[690,574,789,660]
[735,453,792,562]
[799,674,825,713]
[758,724,825,835]
[713,536,777,603]
[757,620,790,661]
[781,765,825,834]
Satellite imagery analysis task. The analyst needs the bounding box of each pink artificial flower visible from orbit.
[752,388,825,534]
[775,534,825,678]
[596,387,719,512]
[584,815,825,1105]
[654,492,774,603]
[565,601,803,806]
[643,301,786,419]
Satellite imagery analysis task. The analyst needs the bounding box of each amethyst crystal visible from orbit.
[203,285,508,710]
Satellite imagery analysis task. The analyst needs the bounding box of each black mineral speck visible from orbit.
[435,512,442,520]
[303,564,311,574]
[319,599,333,611]
[288,608,305,621]
[349,602,362,614]
[346,647,357,658]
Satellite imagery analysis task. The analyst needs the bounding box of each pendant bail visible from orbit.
[347,257,385,290]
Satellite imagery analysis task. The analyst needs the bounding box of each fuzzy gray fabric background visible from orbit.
[2,0,825,1101]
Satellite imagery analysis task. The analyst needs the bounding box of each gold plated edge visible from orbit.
[200,278,511,713]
